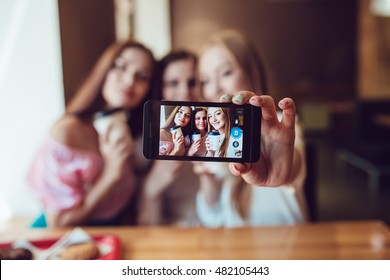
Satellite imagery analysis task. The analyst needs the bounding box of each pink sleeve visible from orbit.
[27,139,102,213]
[159,141,174,155]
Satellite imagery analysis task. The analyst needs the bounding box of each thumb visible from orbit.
[229,163,251,176]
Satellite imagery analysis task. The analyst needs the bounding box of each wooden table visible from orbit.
[1,219,389,259]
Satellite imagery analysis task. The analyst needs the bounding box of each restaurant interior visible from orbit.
[0,0,389,260]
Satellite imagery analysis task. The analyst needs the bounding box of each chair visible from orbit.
[336,100,390,194]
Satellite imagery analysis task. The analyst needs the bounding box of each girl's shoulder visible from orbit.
[50,115,99,153]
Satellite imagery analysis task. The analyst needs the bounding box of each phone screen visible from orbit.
[143,100,260,163]
[159,105,244,159]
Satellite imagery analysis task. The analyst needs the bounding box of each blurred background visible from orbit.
[0,0,389,224]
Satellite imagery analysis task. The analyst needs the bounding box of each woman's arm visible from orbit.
[193,162,222,205]
[47,163,129,227]
[137,160,183,225]
[46,117,133,227]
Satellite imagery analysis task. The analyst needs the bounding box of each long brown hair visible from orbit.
[161,106,192,138]
[152,50,197,100]
[201,30,268,219]
[66,40,155,138]
[190,107,208,135]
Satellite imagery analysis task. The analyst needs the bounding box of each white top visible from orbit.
[196,178,305,227]
[196,115,307,227]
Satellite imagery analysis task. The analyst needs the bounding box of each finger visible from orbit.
[101,124,114,144]
[231,91,256,105]
[250,95,278,122]
[219,93,233,103]
[229,163,251,176]
[117,143,131,156]
[278,97,296,129]
[114,135,132,148]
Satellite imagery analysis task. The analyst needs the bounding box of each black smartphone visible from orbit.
[143,100,261,162]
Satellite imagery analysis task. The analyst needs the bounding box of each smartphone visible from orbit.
[143,100,261,162]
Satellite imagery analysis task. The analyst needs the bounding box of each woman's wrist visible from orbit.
[100,166,123,186]
[142,175,167,199]
[199,174,221,205]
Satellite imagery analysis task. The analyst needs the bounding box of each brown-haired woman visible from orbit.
[187,107,208,157]
[159,105,192,156]
[27,40,155,227]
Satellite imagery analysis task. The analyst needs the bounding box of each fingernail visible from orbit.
[221,94,231,101]
[232,164,243,175]
[279,100,289,106]
[233,94,244,103]
[251,96,262,104]
[279,100,288,106]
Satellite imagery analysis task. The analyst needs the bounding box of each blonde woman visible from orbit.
[195,30,307,227]
[205,107,231,158]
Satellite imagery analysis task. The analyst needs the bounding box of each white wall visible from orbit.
[133,0,171,58]
[0,0,64,221]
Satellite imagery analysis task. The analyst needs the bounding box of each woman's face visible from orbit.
[163,58,198,101]
[208,107,226,131]
[199,45,249,102]
[174,106,192,127]
[103,47,153,109]
[195,110,207,131]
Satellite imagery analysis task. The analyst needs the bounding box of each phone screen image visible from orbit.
[159,105,244,159]
[143,100,261,163]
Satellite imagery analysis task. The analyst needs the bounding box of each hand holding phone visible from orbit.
[226,92,298,187]
[143,100,261,163]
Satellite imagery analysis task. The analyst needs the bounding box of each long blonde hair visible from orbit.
[201,30,268,219]
[200,29,267,95]
[208,107,231,158]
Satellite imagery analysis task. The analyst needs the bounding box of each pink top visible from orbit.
[27,137,134,222]
[159,135,191,156]
[159,141,175,155]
